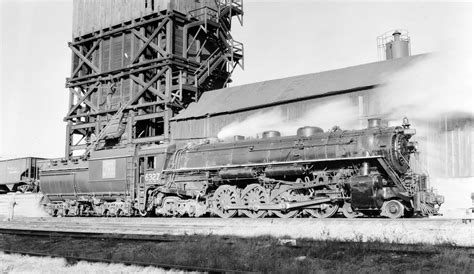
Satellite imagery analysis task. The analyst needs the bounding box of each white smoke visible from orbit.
[375,52,473,121]
[217,98,359,140]
[376,51,474,214]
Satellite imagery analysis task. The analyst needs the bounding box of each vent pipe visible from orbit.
[377,30,411,60]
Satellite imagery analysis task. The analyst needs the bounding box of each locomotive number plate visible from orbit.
[144,172,161,183]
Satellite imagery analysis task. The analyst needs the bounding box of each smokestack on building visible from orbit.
[377,30,411,60]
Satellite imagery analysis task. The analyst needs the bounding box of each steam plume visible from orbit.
[217,98,359,139]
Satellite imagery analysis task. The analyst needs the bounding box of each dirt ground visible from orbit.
[0,233,472,273]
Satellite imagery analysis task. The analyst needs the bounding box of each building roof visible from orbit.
[173,54,428,121]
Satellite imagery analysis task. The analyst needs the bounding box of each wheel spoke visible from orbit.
[241,184,268,218]
[212,185,239,218]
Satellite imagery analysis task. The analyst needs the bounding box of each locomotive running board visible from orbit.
[225,197,332,211]
[163,156,383,173]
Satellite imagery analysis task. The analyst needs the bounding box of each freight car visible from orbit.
[0,157,46,193]
[40,118,444,218]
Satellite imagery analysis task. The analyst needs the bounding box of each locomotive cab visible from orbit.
[137,144,176,186]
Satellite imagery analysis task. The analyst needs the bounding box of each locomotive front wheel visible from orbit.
[306,203,339,218]
[212,185,239,218]
[241,184,269,218]
[342,203,359,218]
[381,200,404,219]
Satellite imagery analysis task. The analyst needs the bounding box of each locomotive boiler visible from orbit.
[40,118,444,218]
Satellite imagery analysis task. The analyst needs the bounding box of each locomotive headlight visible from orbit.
[402,128,416,136]
[406,141,418,153]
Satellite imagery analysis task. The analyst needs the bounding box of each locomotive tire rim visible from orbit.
[212,185,239,218]
[382,200,404,219]
[241,184,269,218]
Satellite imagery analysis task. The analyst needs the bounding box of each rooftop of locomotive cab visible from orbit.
[172,54,429,121]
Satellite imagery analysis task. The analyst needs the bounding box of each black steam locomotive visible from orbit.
[40,118,443,218]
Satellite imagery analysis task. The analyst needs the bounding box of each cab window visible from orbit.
[146,156,155,170]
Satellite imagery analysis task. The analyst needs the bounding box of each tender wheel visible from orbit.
[212,185,239,218]
[241,184,269,218]
[342,203,359,218]
[381,200,404,219]
[306,203,339,218]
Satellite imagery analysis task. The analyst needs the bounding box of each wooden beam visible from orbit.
[130,74,165,101]
[131,29,167,57]
[133,111,165,121]
[71,122,96,130]
[131,18,170,63]
[67,82,100,116]
[64,101,167,120]
[70,12,183,46]
[67,56,172,84]
[69,43,100,73]
[128,67,168,105]
[71,40,100,77]
[132,135,166,144]
[71,144,88,150]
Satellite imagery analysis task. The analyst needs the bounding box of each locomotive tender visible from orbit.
[40,118,444,218]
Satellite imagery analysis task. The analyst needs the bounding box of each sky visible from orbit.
[0,0,472,159]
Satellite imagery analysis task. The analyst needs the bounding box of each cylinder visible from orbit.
[297,126,324,137]
[264,165,307,178]
[368,118,381,129]
[219,167,258,179]
[262,131,281,139]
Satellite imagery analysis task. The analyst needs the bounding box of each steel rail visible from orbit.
[0,249,246,273]
[0,227,176,242]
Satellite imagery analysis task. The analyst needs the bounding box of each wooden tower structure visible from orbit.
[64,0,243,158]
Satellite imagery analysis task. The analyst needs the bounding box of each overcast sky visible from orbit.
[0,0,472,159]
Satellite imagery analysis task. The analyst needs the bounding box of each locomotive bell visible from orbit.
[297,126,324,137]
[262,131,281,138]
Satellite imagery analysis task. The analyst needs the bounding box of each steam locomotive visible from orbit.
[39,118,444,218]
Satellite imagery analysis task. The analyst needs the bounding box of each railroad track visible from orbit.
[1,249,243,273]
[1,217,473,246]
[0,227,246,272]
[1,226,472,272]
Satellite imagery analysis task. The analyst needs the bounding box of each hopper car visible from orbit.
[0,157,46,193]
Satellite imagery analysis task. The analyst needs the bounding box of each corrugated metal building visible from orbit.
[171,54,474,178]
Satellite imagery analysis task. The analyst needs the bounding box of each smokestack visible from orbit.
[377,30,411,60]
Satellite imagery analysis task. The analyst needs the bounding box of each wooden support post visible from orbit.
[65,121,72,159]
[166,16,173,54]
